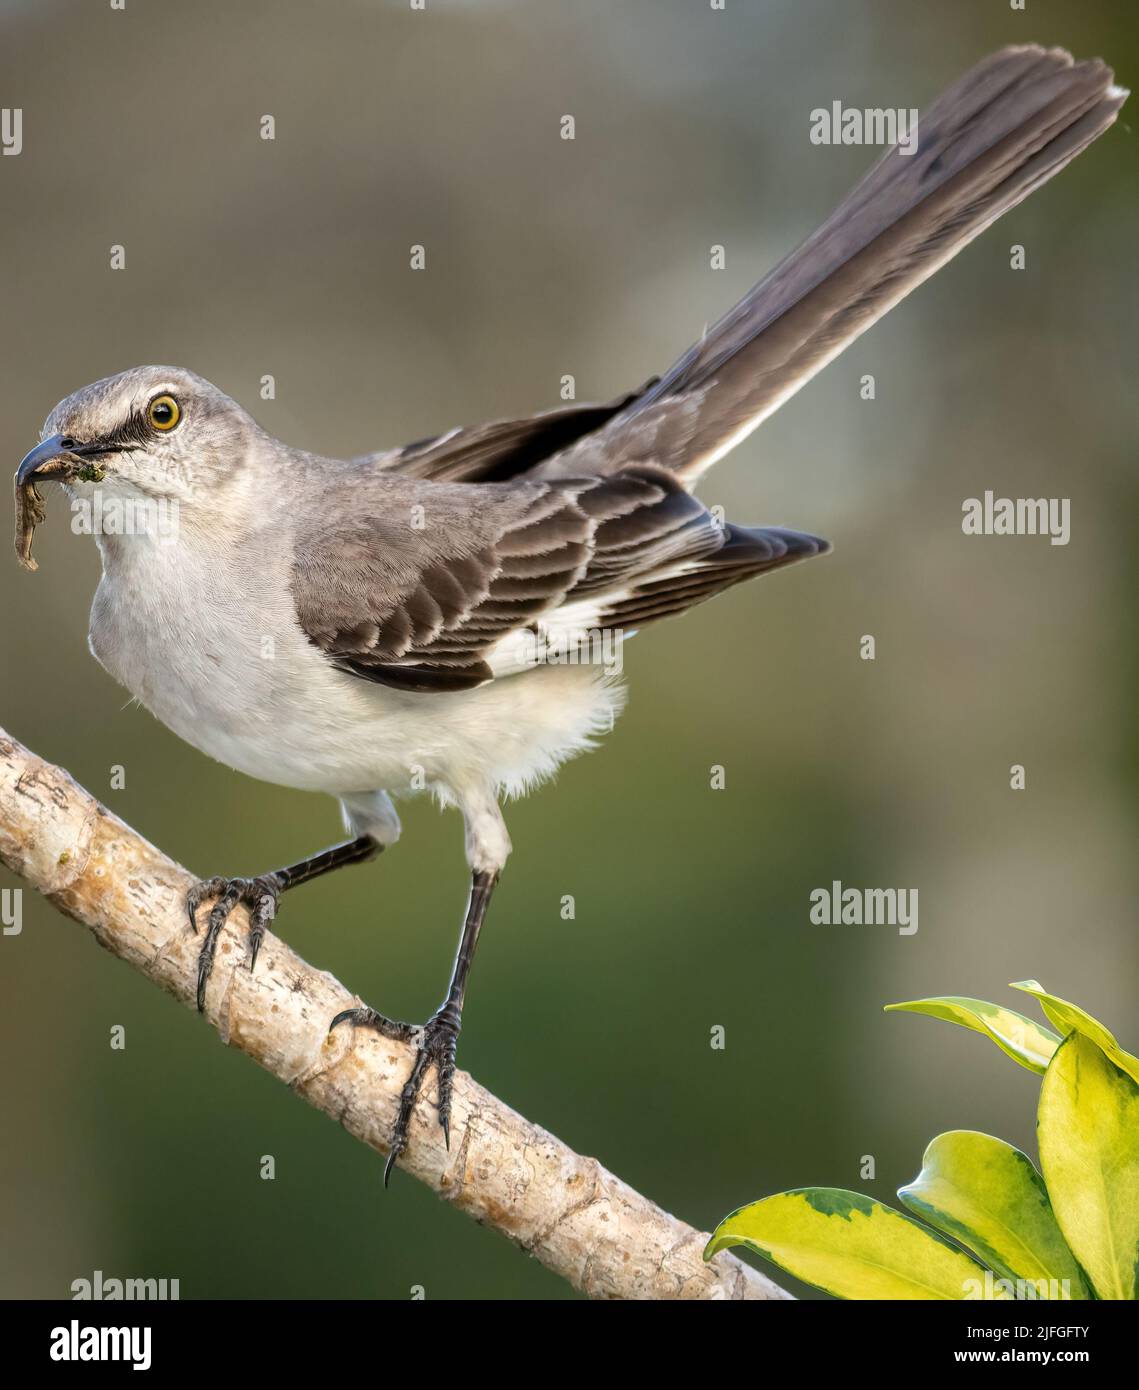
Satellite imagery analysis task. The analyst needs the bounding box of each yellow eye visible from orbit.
[147,394,181,432]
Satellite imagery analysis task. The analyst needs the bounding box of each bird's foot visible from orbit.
[187,874,282,1012]
[329,1000,462,1185]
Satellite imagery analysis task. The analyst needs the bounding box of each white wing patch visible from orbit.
[485,558,709,678]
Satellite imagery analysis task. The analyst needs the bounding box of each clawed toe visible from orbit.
[331,1003,461,1185]
[187,874,281,1012]
[329,1005,417,1041]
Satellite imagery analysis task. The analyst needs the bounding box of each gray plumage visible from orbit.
[17,36,1125,883]
[13,45,1126,1175]
[294,463,822,693]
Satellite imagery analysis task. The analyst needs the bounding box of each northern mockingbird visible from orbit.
[14,47,1125,1181]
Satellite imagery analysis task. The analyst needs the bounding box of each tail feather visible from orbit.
[538,45,1126,488]
[595,524,829,630]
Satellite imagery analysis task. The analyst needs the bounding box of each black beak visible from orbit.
[15,433,91,486]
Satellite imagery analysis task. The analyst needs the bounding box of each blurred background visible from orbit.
[0,0,1136,1300]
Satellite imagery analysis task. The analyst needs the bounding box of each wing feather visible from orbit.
[292,468,827,692]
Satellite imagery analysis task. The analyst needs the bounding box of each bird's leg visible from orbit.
[330,868,499,1186]
[188,835,381,1011]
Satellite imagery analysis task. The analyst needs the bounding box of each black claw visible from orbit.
[187,875,281,1012]
[333,1003,462,1182]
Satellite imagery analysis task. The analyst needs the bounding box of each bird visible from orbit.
[13,46,1125,1183]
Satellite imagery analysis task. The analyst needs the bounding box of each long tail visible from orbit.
[541,45,1126,488]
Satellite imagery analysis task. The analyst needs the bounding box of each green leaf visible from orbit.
[885,996,1060,1073]
[704,1188,1005,1300]
[1011,980,1139,1086]
[1038,1033,1139,1300]
[899,1130,1089,1299]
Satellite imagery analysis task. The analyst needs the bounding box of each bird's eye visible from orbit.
[147,395,181,432]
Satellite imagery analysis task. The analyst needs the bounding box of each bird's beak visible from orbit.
[15,433,92,485]
[14,433,112,573]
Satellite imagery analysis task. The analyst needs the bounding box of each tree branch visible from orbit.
[0,726,790,1301]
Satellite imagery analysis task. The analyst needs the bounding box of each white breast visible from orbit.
[87,509,624,804]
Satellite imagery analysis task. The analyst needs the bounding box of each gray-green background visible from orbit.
[1,0,1136,1299]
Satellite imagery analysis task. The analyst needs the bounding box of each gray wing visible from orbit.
[292,468,826,693]
[355,388,652,485]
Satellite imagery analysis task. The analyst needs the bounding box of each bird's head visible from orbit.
[16,366,258,504]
